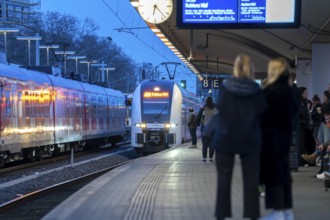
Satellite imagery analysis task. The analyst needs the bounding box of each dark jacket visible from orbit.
[299,99,311,129]
[260,75,295,185]
[290,84,300,130]
[212,78,267,155]
[311,103,322,127]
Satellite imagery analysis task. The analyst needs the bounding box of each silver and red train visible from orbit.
[0,64,126,167]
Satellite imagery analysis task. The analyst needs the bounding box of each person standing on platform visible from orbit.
[260,58,295,220]
[201,96,217,162]
[212,54,266,220]
[187,108,197,148]
[196,100,206,134]
[298,87,316,163]
[310,95,322,143]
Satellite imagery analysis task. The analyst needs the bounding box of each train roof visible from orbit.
[0,63,124,98]
[0,63,52,85]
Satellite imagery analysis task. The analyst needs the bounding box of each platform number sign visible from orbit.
[201,79,222,89]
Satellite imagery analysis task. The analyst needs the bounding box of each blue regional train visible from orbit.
[131,80,202,154]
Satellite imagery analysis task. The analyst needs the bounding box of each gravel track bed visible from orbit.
[0,147,141,204]
[0,146,132,184]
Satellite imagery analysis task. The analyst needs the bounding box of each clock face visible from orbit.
[138,0,173,24]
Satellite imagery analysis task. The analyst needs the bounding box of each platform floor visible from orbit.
[43,140,330,220]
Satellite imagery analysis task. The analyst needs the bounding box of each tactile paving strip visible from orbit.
[124,162,172,220]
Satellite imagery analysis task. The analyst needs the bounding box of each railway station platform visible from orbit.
[43,140,330,220]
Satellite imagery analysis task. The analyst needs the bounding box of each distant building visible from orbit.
[0,0,40,25]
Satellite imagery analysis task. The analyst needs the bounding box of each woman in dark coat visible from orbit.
[213,55,267,220]
[260,58,295,220]
[298,87,315,157]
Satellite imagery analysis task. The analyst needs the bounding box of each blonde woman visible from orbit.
[260,58,295,220]
[213,55,267,220]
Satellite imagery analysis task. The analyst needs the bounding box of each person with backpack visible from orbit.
[187,108,197,148]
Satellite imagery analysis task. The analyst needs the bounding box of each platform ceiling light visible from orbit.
[156,33,165,38]
[160,38,169,43]
[130,0,138,7]
[151,27,161,33]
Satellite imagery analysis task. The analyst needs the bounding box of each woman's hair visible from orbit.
[324,90,330,101]
[312,94,320,102]
[299,86,307,95]
[233,54,255,79]
[189,108,194,112]
[205,96,214,108]
[266,57,290,86]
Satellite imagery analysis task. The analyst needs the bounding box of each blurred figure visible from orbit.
[321,90,330,118]
[187,108,197,148]
[212,55,266,220]
[310,95,322,143]
[298,87,315,160]
[201,96,217,161]
[302,110,330,178]
[260,58,295,220]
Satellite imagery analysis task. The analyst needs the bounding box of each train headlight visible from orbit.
[165,123,177,128]
[135,123,146,128]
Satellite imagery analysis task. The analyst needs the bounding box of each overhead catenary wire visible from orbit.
[101,0,190,75]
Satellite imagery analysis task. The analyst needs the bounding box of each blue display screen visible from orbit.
[239,0,266,23]
[183,0,238,23]
[179,0,300,28]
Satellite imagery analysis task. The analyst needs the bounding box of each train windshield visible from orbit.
[141,91,171,123]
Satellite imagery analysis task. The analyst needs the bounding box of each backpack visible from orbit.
[188,113,197,127]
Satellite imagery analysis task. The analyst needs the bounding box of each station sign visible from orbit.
[201,78,222,89]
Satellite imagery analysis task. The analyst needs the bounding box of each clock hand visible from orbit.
[155,5,167,18]
[153,5,156,15]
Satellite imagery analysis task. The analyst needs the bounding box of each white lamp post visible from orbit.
[55,50,75,76]
[0,28,19,62]
[16,35,42,66]
[91,62,107,82]
[39,44,59,66]
[100,67,115,82]
[80,60,97,82]
[67,55,86,75]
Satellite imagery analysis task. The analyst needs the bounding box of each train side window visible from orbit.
[18,91,23,118]
[5,90,11,117]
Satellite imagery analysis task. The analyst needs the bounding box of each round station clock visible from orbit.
[138,0,173,24]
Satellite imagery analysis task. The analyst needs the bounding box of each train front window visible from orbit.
[142,97,171,123]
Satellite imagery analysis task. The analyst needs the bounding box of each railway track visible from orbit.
[0,160,134,220]
[0,141,130,175]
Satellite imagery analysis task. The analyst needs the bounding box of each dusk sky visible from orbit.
[41,0,180,66]
[41,0,197,92]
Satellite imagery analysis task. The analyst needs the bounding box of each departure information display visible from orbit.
[178,0,300,28]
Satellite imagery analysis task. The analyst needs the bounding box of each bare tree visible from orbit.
[5,11,137,92]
